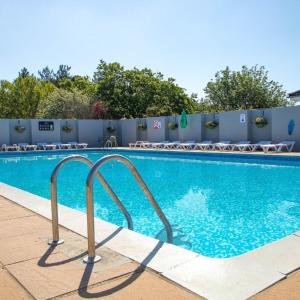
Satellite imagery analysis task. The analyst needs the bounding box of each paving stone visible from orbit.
[61,270,202,300]
[0,199,34,221]
[252,270,300,300]
[0,232,59,265]
[0,215,50,240]
[7,252,138,300]
[0,268,33,300]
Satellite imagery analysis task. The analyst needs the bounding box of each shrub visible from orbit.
[205,120,218,129]
[255,116,268,128]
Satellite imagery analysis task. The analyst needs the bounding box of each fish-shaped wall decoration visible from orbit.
[288,119,295,135]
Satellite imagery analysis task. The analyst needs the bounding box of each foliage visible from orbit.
[55,65,71,80]
[137,123,147,130]
[0,62,289,120]
[255,116,268,128]
[62,123,73,132]
[14,124,26,133]
[93,60,198,118]
[106,125,116,132]
[38,66,56,82]
[167,122,178,129]
[203,65,288,111]
[91,100,107,119]
[18,67,30,78]
[204,120,218,129]
[0,76,55,118]
[37,88,91,119]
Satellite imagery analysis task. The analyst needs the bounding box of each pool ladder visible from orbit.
[48,154,173,264]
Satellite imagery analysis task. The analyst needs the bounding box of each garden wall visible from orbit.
[1,105,300,150]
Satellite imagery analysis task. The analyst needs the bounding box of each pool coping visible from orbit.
[1,182,300,299]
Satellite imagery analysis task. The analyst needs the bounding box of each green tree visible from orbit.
[93,60,198,118]
[57,75,96,97]
[37,88,91,119]
[38,66,56,82]
[0,76,55,118]
[18,67,30,78]
[55,64,71,80]
[203,65,288,111]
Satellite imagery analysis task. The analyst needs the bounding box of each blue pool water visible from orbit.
[1,149,300,258]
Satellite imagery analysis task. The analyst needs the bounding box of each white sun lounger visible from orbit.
[151,141,170,149]
[230,141,251,151]
[77,143,88,149]
[18,143,29,151]
[249,141,272,151]
[68,142,78,149]
[60,143,72,149]
[5,144,20,151]
[129,141,147,148]
[194,141,213,150]
[140,142,154,148]
[163,141,181,149]
[52,142,63,149]
[26,144,38,151]
[212,141,231,151]
[37,143,47,150]
[177,141,196,150]
[67,142,87,149]
[261,141,296,153]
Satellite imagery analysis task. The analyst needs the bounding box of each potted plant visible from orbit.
[15,124,26,133]
[255,116,268,128]
[168,122,178,130]
[62,123,73,133]
[137,123,147,130]
[205,120,219,129]
[106,125,116,132]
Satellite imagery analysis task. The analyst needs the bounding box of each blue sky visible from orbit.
[0,0,299,97]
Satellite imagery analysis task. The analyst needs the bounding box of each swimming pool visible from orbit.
[1,149,300,258]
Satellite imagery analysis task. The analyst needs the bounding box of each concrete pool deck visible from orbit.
[0,195,202,300]
[1,148,300,299]
[1,182,300,299]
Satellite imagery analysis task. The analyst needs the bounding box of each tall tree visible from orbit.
[38,66,55,82]
[55,64,71,80]
[93,60,198,118]
[37,88,91,119]
[18,67,30,78]
[0,76,55,118]
[203,65,288,111]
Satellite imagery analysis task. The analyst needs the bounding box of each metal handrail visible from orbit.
[85,154,173,263]
[48,155,133,249]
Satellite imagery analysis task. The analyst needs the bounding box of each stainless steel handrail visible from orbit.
[84,154,173,263]
[48,155,133,251]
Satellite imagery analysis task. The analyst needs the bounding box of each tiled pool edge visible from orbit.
[1,183,300,300]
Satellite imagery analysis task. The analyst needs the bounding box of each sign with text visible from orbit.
[39,121,54,131]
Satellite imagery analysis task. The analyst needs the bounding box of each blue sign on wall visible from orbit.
[288,120,295,135]
[39,121,54,131]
